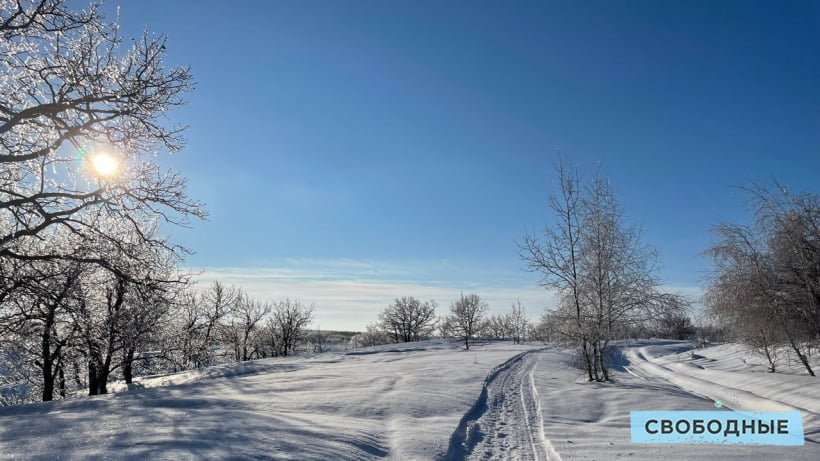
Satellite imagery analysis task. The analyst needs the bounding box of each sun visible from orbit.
[89,152,119,177]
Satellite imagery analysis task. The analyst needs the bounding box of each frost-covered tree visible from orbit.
[520,160,592,377]
[223,296,270,362]
[349,323,389,349]
[522,161,686,381]
[0,256,83,401]
[448,293,488,351]
[163,281,241,369]
[0,0,202,399]
[378,297,437,343]
[484,314,510,340]
[506,300,529,344]
[0,0,202,272]
[705,183,820,376]
[263,299,313,357]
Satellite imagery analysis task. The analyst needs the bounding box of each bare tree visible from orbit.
[484,314,510,340]
[349,323,389,349]
[378,297,438,343]
[522,162,686,381]
[0,0,203,273]
[507,300,529,344]
[705,183,820,376]
[118,277,181,384]
[198,281,241,365]
[264,299,313,357]
[529,309,557,343]
[519,160,593,379]
[157,281,241,370]
[0,0,203,398]
[308,327,327,353]
[578,172,685,381]
[437,315,453,339]
[448,293,488,351]
[223,296,270,362]
[0,257,83,401]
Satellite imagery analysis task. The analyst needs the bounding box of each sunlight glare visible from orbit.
[90,152,119,177]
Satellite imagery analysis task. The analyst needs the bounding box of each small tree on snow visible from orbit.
[449,293,488,350]
[507,300,529,344]
[377,297,437,343]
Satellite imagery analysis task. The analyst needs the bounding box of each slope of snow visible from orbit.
[1,339,819,460]
[625,340,820,442]
[533,342,820,460]
[0,340,537,460]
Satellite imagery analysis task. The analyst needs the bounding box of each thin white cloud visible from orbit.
[185,259,705,332]
[187,259,555,332]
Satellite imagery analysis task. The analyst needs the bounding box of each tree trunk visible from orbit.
[581,339,593,381]
[58,365,67,398]
[788,336,815,376]
[123,348,135,384]
[41,308,56,401]
[601,345,611,381]
[88,361,99,396]
[42,355,54,402]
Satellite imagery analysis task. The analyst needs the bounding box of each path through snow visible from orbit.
[445,349,561,461]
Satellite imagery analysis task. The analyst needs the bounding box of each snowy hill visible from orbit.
[0,340,818,460]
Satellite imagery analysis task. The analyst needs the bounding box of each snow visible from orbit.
[537,341,820,460]
[1,339,819,460]
[0,340,537,460]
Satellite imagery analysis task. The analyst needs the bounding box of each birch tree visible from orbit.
[522,161,686,381]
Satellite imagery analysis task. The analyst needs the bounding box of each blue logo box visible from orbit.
[630,410,804,445]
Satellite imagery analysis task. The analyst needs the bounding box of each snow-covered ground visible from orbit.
[0,341,537,460]
[539,340,820,460]
[1,339,818,460]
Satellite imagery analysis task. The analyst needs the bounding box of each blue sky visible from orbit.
[110,1,819,330]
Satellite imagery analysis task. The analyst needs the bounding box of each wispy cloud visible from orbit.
[185,258,706,332]
[186,258,555,331]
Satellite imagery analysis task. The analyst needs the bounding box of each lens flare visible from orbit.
[89,152,119,177]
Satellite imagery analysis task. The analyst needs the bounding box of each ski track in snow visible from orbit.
[445,349,561,461]
[624,343,820,445]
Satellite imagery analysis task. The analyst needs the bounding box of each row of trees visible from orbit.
[0,276,315,404]
[0,1,320,405]
[353,294,530,351]
[163,282,314,371]
[704,184,820,376]
[0,0,203,403]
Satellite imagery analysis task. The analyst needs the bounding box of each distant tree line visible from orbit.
[350,294,532,351]
[0,274,315,404]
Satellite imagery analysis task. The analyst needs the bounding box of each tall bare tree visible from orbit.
[520,160,593,379]
[522,162,686,381]
[0,256,83,401]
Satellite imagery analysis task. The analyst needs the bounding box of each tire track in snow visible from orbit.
[625,345,820,445]
[442,350,561,461]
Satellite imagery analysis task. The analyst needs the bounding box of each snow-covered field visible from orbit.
[1,339,818,460]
